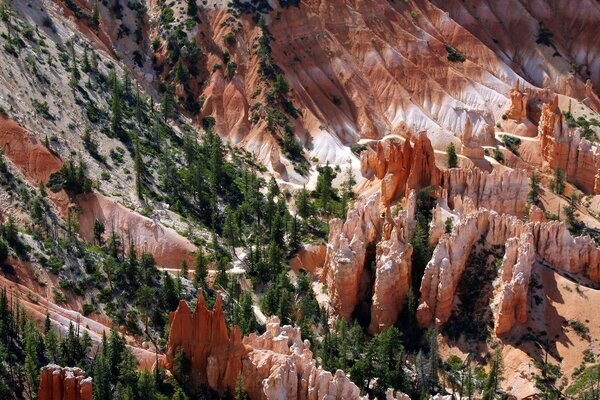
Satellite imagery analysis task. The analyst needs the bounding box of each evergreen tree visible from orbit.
[238,291,255,335]
[92,352,111,400]
[193,248,208,289]
[162,272,179,312]
[482,350,503,400]
[133,136,144,199]
[315,163,336,214]
[110,72,123,138]
[82,45,91,73]
[550,167,566,195]
[93,219,105,245]
[235,374,248,400]
[91,0,100,29]
[23,321,41,398]
[528,172,541,205]
[180,259,188,279]
[162,89,173,121]
[446,142,458,168]
[187,0,198,16]
[69,40,80,87]
[215,258,229,289]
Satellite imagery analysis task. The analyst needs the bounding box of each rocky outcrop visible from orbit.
[360,134,441,207]
[538,95,600,194]
[507,80,528,121]
[0,116,63,183]
[417,211,487,327]
[585,79,600,113]
[38,364,92,400]
[495,233,535,335]
[243,318,366,400]
[361,133,529,217]
[76,192,197,269]
[166,296,367,399]
[324,194,382,319]
[418,206,600,330]
[165,292,248,393]
[439,168,530,217]
[368,191,416,333]
[289,244,327,280]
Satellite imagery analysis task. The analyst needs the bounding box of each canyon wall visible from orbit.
[324,194,383,320]
[417,206,600,333]
[538,96,600,194]
[38,364,92,400]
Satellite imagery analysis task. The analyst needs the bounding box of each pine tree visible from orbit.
[482,350,503,400]
[82,45,91,72]
[23,321,41,398]
[528,172,541,205]
[315,163,336,214]
[110,72,122,138]
[215,258,229,289]
[235,374,248,400]
[180,259,188,279]
[91,0,100,29]
[162,89,173,121]
[446,142,458,168]
[238,291,255,335]
[92,352,111,400]
[162,273,179,312]
[69,40,80,87]
[187,0,198,16]
[193,248,208,289]
[133,136,144,199]
[296,186,311,219]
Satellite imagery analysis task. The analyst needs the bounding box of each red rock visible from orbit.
[507,80,528,121]
[289,244,327,279]
[38,364,92,400]
[165,292,248,393]
[538,95,600,194]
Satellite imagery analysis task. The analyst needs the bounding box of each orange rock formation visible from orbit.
[166,293,366,399]
[38,364,92,400]
[538,96,600,194]
[507,80,528,121]
[165,292,247,393]
[418,206,600,331]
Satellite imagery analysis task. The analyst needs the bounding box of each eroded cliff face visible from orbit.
[360,134,441,208]
[538,96,600,194]
[165,292,247,393]
[166,294,367,399]
[495,233,535,335]
[368,190,416,333]
[38,364,92,400]
[417,205,600,333]
[324,194,382,320]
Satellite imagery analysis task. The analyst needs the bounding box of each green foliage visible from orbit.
[528,172,541,205]
[536,23,554,46]
[563,111,599,142]
[446,142,458,168]
[567,364,600,399]
[550,167,566,195]
[47,156,92,194]
[569,319,590,337]
[0,240,7,264]
[445,44,466,62]
[500,134,521,155]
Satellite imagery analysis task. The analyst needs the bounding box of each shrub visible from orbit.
[445,44,466,62]
[569,320,589,337]
[500,134,521,155]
